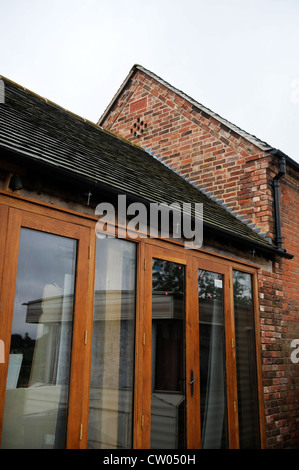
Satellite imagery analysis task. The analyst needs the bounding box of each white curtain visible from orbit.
[201,305,225,448]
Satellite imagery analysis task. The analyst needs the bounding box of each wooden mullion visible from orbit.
[186,255,201,449]
[140,243,154,448]
[66,225,92,448]
[225,266,239,449]
[133,240,147,448]
[0,206,21,444]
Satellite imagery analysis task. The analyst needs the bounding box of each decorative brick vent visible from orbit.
[130,117,147,138]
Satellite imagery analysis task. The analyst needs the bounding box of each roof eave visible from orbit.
[1,145,293,260]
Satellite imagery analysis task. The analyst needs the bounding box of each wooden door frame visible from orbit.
[134,240,265,449]
[136,243,199,449]
[0,205,95,449]
[187,248,265,448]
[193,257,239,448]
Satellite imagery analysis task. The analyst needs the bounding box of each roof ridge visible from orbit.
[133,65,273,152]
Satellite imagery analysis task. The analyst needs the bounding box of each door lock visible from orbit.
[190,369,198,397]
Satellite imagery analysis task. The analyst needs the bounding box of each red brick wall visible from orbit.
[259,257,299,447]
[261,163,298,448]
[275,170,299,447]
[101,69,299,448]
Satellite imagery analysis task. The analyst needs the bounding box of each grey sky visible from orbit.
[1,0,299,162]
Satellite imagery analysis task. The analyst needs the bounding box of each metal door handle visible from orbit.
[190,369,198,396]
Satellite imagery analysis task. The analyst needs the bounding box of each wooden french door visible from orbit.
[0,207,93,449]
[192,257,238,449]
[137,243,238,449]
[136,244,198,448]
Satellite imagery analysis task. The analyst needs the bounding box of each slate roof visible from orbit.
[0,76,289,257]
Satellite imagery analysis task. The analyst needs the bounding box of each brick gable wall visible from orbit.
[101,69,299,448]
[102,70,274,238]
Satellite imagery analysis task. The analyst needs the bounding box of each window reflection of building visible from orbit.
[151,260,186,449]
[88,238,136,450]
[198,271,228,449]
[233,271,260,449]
[3,284,74,449]
[89,289,136,449]
[1,228,76,450]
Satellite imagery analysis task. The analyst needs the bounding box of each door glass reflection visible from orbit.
[233,270,260,448]
[1,228,77,449]
[87,238,136,449]
[198,270,228,448]
[151,259,186,449]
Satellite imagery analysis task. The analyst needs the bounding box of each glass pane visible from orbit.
[88,238,136,449]
[1,228,77,449]
[233,270,260,448]
[151,259,186,449]
[198,270,228,448]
